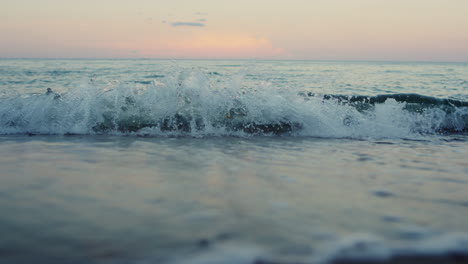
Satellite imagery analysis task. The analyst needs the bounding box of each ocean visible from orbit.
[0,59,467,264]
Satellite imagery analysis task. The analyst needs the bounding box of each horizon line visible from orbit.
[0,57,467,64]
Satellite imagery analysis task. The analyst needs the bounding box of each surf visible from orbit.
[0,68,466,138]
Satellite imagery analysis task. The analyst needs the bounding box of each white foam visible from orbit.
[0,68,466,138]
[132,232,468,264]
[317,232,468,264]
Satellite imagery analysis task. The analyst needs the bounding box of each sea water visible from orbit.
[0,59,467,264]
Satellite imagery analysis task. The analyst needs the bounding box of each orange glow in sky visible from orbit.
[1,0,468,61]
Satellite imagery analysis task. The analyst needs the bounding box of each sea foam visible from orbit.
[0,68,466,138]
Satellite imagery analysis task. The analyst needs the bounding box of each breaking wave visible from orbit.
[0,69,466,138]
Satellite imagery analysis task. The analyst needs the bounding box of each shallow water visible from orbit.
[0,135,467,263]
[0,59,467,263]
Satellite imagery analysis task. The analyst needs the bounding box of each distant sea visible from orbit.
[0,59,467,264]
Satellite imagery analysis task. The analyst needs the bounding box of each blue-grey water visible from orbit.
[0,59,467,264]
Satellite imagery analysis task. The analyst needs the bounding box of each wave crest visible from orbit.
[0,69,466,138]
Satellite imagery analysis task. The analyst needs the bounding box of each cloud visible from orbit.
[171,21,206,27]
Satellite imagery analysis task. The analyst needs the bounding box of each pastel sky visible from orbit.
[1,0,468,61]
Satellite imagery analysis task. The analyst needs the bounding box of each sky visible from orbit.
[1,0,468,61]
